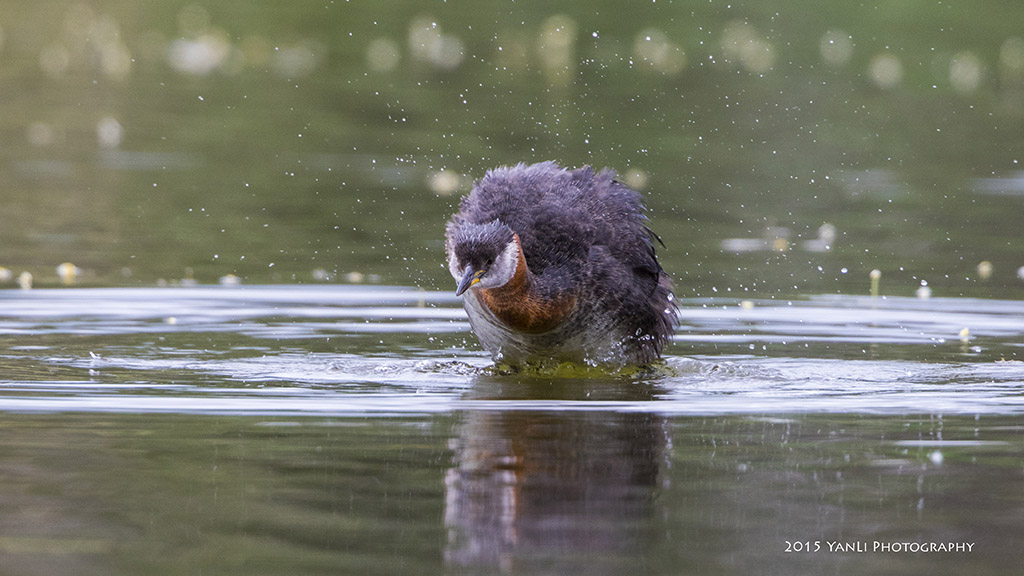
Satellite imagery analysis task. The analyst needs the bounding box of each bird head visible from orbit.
[445,220,520,296]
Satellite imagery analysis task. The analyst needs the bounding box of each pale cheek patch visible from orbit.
[480,239,519,289]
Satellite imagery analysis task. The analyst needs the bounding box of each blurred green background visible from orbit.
[2,0,1023,298]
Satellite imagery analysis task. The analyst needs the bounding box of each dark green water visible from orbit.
[0,287,1020,575]
[2,0,1023,299]
[2,1,1024,574]
[2,409,1024,576]
[2,411,1022,576]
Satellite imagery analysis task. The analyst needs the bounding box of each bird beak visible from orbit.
[455,265,481,296]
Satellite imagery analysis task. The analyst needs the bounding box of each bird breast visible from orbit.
[474,238,577,334]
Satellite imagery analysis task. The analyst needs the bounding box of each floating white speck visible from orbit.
[219,274,241,286]
[96,117,123,148]
[977,260,993,280]
[56,262,81,285]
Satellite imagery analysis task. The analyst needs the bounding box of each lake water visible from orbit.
[3,1,1024,574]
[1,286,1022,575]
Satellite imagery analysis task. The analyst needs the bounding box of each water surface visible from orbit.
[1,286,1022,575]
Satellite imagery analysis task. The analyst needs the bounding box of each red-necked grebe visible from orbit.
[445,161,677,367]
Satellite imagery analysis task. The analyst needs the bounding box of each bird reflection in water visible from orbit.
[443,382,669,573]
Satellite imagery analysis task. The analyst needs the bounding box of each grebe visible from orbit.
[445,162,677,367]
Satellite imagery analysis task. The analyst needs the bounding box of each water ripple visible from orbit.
[0,286,1021,415]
